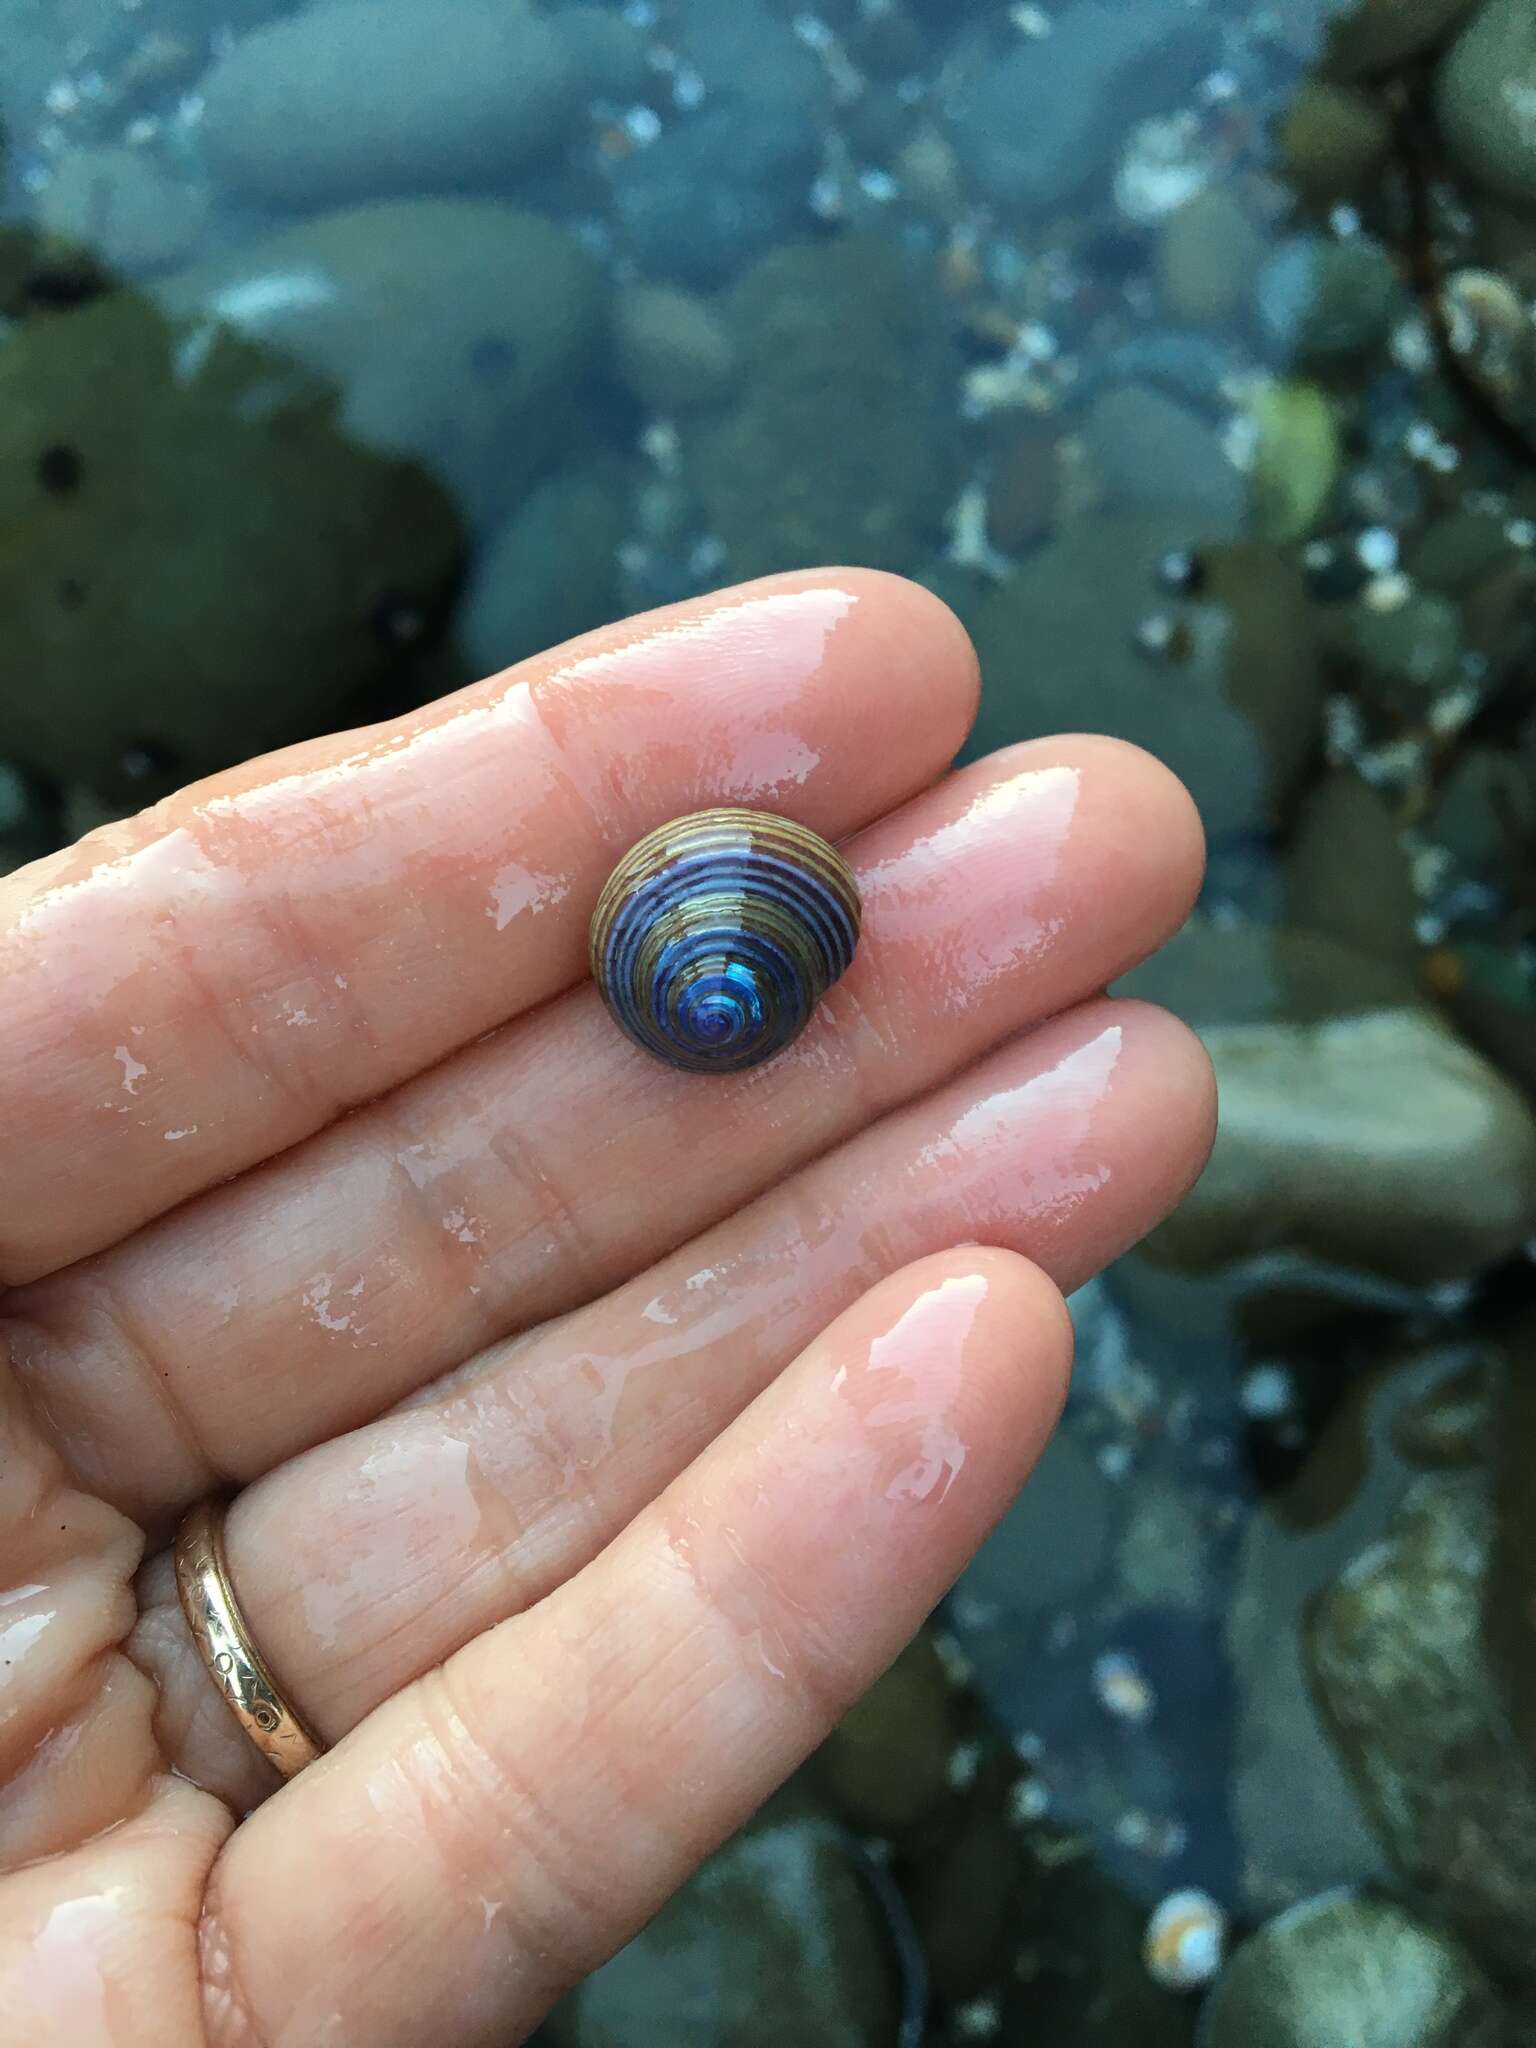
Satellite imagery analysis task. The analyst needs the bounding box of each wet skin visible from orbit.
[0,570,1214,2046]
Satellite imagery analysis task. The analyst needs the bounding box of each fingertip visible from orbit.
[1106,995,1220,1213]
[1062,733,1207,936]
[823,568,981,766]
[844,1244,1075,1477]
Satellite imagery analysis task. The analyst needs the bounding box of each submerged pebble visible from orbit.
[1198,1891,1506,2048]
[199,0,580,207]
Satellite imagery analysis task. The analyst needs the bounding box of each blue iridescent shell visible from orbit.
[589,807,862,1074]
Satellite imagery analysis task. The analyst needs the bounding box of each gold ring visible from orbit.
[173,1495,322,1781]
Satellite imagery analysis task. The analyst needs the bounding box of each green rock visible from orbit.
[1276,81,1393,204]
[0,274,462,802]
[546,1807,899,2047]
[36,146,209,275]
[1308,1472,1536,1990]
[1082,385,1244,529]
[157,200,608,533]
[1149,1005,1536,1284]
[1156,186,1267,327]
[1256,233,1402,370]
[812,1633,955,1838]
[908,1801,1019,2003]
[1197,1893,1507,2048]
[1408,508,1518,597]
[967,520,1322,840]
[1439,0,1536,211]
[1428,746,1536,873]
[199,0,579,209]
[688,235,959,580]
[1346,590,1464,708]
[1486,1322,1536,1761]
[1283,771,1417,967]
[1323,0,1481,78]
[459,458,629,676]
[1249,381,1340,543]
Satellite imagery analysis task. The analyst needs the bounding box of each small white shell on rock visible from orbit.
[1143,1888,1228,1991]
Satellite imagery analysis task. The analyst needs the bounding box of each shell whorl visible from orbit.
[589,808,862,1074]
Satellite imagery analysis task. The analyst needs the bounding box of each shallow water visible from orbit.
[3,0,1536,2042]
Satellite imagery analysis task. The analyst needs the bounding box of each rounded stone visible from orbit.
[37,147,209,275]
[1198,1892,1506,2048]
[1438,0,1536,210]
[199,0,578,209]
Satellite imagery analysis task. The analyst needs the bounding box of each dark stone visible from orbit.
[545,1804,900,2047]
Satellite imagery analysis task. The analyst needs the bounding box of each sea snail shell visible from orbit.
[589,807,862,1074]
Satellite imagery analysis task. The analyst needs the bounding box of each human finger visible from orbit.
[0,570,977,1284]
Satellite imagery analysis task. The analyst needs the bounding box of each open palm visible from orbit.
[0,571,1212,2046]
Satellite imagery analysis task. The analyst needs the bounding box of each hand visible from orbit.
[0,571,1212,2047]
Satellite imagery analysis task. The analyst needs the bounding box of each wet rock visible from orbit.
[1309,1472,1536,1988]
[967,519,1321,840]
[957,1426,1120,1630]
[0,761,59,874]
[1198,1892,1506,2048]
[1150,1006,1536,1285]
[986,417,1062,557]
[1001,1827,1201,2046]
[1487,1323,1536,1761]
[1408,507,1516,597]
[1115,1480,1213,1615]
[547,4,649,103]
[1429,942,1536,1107]
[36,146,209,275]
[1156,187,1267,328]
[0,275,462,801]
[688,235,958,578]
[1283,771,1417,969]
[200,0,579,209]
[1248,381,1340,543]
[546,1805,899,2047]
[1226,1351,1455,1915]
[908,1800,1019,2004]
[813,1634,956,1837]
[1322,0,1480,77]
[614,283,740,417]
[944,0,1216,216]
[612,103,819,290]
[1256,233,1402,370]
[1276,81,1393,205]
[673,0,825,111]
[1427,746,1536,874]
[1121,919,1416,1029]
[158,200,607,532]
[459,459,628,677]
[1438,0,1536,211]
[1393,1348,1500,1469]
[1082,385,1244,531]
[1345,589,1464,708]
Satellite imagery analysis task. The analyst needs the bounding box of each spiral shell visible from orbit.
[589,807,861,1074]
